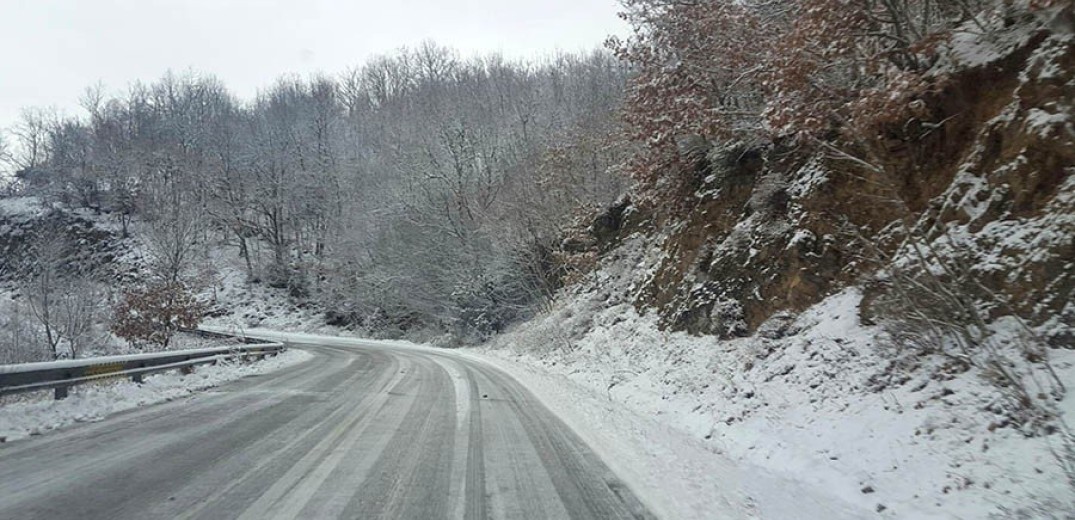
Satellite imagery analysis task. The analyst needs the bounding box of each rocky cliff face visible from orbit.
[0,199,125,283]
[606,22,1074,342]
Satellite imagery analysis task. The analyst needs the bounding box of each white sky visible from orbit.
[0,0,626,133]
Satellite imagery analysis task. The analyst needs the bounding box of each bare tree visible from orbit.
[0,132,10,168]
[20,223,104,359]
[140,169,206,284]
[0,299,38,364]
[10,107,54,172]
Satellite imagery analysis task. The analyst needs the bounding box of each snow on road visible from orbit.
[1,333,654,519]
[212,326,872,519]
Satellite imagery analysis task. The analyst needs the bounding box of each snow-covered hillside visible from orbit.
[481,235,1075,518]
[471,14,1074,518]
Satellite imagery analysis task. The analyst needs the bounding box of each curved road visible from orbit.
[0,333,654,519]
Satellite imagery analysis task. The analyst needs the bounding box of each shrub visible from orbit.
[112,281,206,349]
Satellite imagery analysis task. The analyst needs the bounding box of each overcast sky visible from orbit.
[0,0,626,135]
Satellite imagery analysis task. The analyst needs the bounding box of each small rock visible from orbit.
[861,485,875,494]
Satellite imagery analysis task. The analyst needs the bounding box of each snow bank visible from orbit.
[456,347,873,520]
[0,349,311,442]
[0,196,44,222]
[478,235,1075,519]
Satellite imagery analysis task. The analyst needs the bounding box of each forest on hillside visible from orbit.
[0,0,1070,353]
[0,45,629,345]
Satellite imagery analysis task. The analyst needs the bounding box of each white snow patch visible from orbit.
[787,158,829,200]
[0,196,44,221]
[1026,108,1073,139]
[947,22,1037,69]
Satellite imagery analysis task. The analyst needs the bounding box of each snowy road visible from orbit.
[0,334,654,519]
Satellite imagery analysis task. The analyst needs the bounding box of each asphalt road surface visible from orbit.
[0,334,654,519]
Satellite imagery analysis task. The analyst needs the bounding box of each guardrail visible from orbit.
[0,343,286,400]
[184,327,272,344]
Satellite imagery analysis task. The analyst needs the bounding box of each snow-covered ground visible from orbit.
[478,235,1075,519]
[200,244,330,332]
[0,196,45,222]
[202,325,865,519]
[0,349,311,443]
[203,237,1075,519]
[119,288,1075,520]
[455,347,875,520]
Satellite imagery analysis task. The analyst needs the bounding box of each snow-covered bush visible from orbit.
[112,281,206,349]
